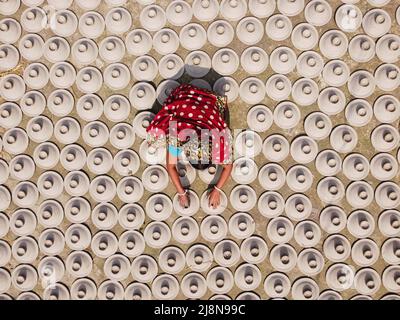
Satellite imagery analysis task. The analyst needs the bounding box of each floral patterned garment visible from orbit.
[146,83,233,164]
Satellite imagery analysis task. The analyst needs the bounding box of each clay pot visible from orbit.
[266,74,292,101]
[330,125,358,153]
[294,220,321,248]
[325,263,355,291]
[20,90,46,117]
[234,263,262,291]
[263,134,290,161]
[213,239,240,267]
[290,135,318,164]
[207,20,234,47]
[273,101,300,129]
[66,251,93,278]
[166,0,193,26]
[236,17,264,45]
[269,244,297,272]
[105,7,132,34]
[181,272,207,299]
[378,209,400,237]
[65,224,92,251]
[12,236,38,263]
[11,264,38,291]
[159,246,186,274]
[362,9,391,38]
[347,209,374,237]
[335,4,362,32]
[249,0,275,18]
[200,215,228,242]
[192,0,219,22]
[0,18,21,44]
[38,256,65,287]
[38,228,65,256]
[220,0,247,21]
[10,208,37,236]
[264,272,291,298]
[297,248,324,276]
[91,231,118,259]
[206,266,234,295]
[351,238,379,267]
[382,266,400,293]
[270,46,296,74]
[229,185,257,212]
[373,94,400,123]
[258,191,285,218]
[12,181,39,208]
[92,203,118,230]
[317,177,345,204]
[172,216,199,244]
[354,268,381,295]
[348,35,375,63]
[151,274,180,300]
[319,206,347,234]
[240,236,268,264]
[104,254,131,282]
[375,63,400,92]
[186,244,214,272]
[323,234,351,262]
[376,34,400,63]
[71,278,97,300]
[65,197,91,224]
[118,231,145,258]
[144,221,171,249]
[322,60,350,87]
[266,14,292,41]
[37,200,64,228]
[89,175,117,203]
[346,181,374,209]
[60,144,87,171]
[278,0,304,16]
[319,29,348,59]
[44,36,70,63]
[292,23,318,51]
[213,76,239,102]
[125,29,152,56]
[49,62,76,89]
[50,9,78,38]
[239,77,266,104]
[318,290,343,300]
[267,217,294,244]
[0,74,26,102]
[285,193,313,221]
[97,280,124,300]
[124,282,152,300]
[258,163,286,191]
[318,87,346,115]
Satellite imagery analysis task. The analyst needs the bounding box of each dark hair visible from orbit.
[190,161,211,170]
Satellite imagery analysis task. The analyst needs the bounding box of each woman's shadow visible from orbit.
[140,65,231,190]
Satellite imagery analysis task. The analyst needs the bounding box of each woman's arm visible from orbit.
[216,163,233,189]
[208,163,233,208]
[166,150,189,207]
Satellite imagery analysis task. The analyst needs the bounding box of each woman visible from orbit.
[146,83,233,209]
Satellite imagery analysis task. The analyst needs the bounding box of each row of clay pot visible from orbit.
[1,215,399,266]
[1,260,400,299]
[1,54,399,103]
[1,172,400,212]
[2,1,399,38]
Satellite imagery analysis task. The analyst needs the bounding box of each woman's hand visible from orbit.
[178,193,190,208]
[208,189,221,209]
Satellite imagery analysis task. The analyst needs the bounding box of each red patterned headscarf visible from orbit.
[146,84,233,164]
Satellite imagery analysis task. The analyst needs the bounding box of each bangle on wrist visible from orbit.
[178,189,187,196]
[214,186,223,192]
